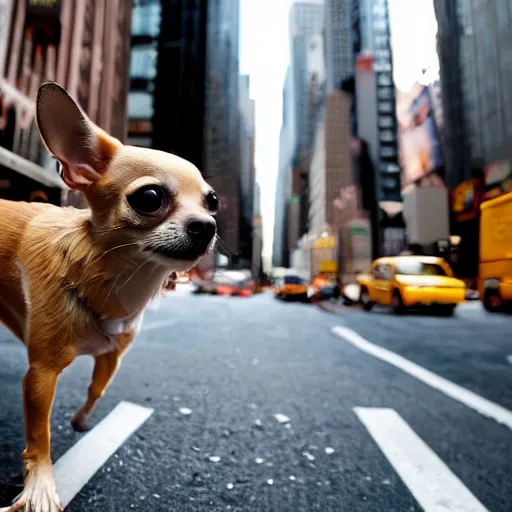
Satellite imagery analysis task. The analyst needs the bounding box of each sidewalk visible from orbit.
[316,299,359,314]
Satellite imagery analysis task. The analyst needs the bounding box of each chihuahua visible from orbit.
[0,82,218,512]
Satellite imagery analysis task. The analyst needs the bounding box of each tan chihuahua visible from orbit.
[0,82,218,512]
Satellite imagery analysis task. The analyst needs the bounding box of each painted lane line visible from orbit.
[355,407,488,512]
[332,326,512,430]
[54,401,154,508]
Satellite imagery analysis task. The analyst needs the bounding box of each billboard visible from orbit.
[451,179,482,222]
[483,160,512,201]
[397,83,444,188]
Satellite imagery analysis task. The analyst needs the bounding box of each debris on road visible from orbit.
[266,479,274,486]
[208,456,221,463]
[325,447,335,455]
[179,407,192,416]
[273,413,291,424]
[302,451,315,461]
[226,483,234,490]
[255,457,265,464]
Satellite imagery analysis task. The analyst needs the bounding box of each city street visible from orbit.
[0,287,511,512]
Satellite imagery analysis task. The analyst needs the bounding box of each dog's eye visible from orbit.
[127,185,165,214]
[205,190,219,212]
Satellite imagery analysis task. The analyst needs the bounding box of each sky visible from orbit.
[239,0,439,270]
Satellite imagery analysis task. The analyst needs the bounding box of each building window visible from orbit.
[374,35,389,48]
[378,116,394,128]
[130,45,158,80]
[132,1,161,38]
[377,87,393,99]
[373,19,388,31]
[379,130,396,142]
[377,73,392,86]
[378,101,393,113]
[381,176,398,190]
[374,62,392,72]
[128,91,154,120]
[380,146,397,158]
[381,162,400,174]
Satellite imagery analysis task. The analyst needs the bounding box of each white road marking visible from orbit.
[54,401,153,508]
[332,326,512,430]
[355,407,488,512]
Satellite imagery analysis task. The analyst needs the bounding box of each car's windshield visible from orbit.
[284,276,304,285]
[395,261,447,276]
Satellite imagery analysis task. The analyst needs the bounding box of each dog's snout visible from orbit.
[186,217,216,242]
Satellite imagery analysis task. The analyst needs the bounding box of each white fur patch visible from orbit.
[15,260,31,344]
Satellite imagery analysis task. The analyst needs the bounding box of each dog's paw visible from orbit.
[71,410,90,433]
[1,466,63,512]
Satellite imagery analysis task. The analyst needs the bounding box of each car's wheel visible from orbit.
[437,304,456,317]
[483,289,503,312]
[343,296,354,306]
[391,290,405,314]
[360,287,373,311]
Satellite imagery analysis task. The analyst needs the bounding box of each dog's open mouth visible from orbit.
[152,246,204,261]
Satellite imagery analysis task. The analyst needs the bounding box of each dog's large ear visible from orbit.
[36,82,121,189]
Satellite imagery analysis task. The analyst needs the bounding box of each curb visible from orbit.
[316,301,361,314]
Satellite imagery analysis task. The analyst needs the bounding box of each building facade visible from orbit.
[127,0,242,258]
[273,67,295,268]
[289,0,324,241]
[203,0,241,255]
[0,0,132,207]
[324,0,353,94]
[351,0,404,256]
[434,0,512,280]
[238,74,256,267]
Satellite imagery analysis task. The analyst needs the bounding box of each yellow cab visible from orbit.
[274,275,308,302]
[357,255,466,315]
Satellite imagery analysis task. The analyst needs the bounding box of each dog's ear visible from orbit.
[36,82,121,189]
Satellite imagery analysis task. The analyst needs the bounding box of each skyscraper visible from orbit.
[324,0,353,94]
[128,0,242,256]
[238,74,256,266]
[289,0,324,157]
[273,69,294,268]
[203,0,242,253]
[288,0,324,242]
[351,0,403,256]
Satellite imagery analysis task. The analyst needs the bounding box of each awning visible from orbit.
[0,146,66,189]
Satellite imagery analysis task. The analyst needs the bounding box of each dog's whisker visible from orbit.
[118,257,152,292]
[100,274,121,309]
[96,242,140,260]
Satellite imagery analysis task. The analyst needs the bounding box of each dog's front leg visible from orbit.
[71,350,122,432]
[1,367,63,512]
[71,332,134,433]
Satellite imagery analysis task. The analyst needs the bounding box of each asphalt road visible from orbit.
[1,287,511,511]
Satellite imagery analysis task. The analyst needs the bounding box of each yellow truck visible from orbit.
[479,191,512,311]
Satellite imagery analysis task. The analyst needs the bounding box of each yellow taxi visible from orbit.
[274,275,309,302]
[357,256,466,315]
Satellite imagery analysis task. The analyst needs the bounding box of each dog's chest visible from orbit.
[76,311,145,356]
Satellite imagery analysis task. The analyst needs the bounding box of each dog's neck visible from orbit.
[55,214,170,322]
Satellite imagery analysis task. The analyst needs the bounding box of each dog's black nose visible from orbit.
[186,217,216,243]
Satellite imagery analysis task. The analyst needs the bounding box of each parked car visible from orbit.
[307,274,331,302]
[357,256,466,315]
[274,275,308,302]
